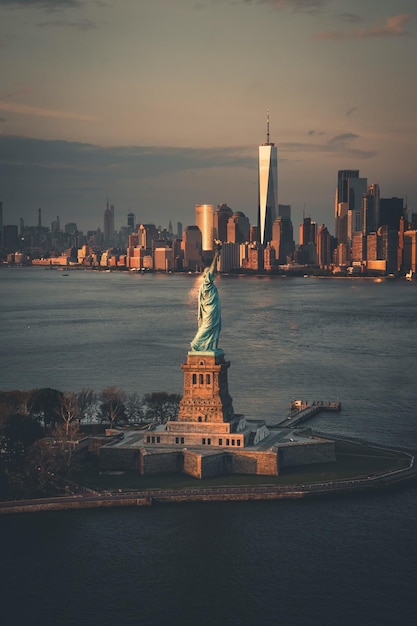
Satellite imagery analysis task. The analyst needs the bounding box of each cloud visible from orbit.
[37,18,97,30]
[0,134,375,183]
[313,14,411,41]
[210,0,327,12]
[270,0,327,11]
[0,116,6,123]
[0,101,99,122]
[336,13,361,24]
[328,133,359,143]
[0,0,81,8]
[308,129,325,136]
[0,136,257,178]
[280,132,376,159]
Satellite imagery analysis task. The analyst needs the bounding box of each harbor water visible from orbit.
[1,268,417,625]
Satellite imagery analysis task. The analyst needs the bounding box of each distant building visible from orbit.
[278,204,291,220]
[379,197,404,230]
[377,225,398,274]
[51,216,60,234]
[366,232,378,263]
[213,203,233,242]
[154,247,174,271]
[316,225,332,268]
[271,217,294,265]
[139,224,158,251]
[247,244,263,271]
[3,225,18,250]
[181,225,203,271]
[218,242,240,272]
[127,212,135,233]
[104,200,115,244]
[349,176,367,232]
[363,183,380,235]
[264,244,275,271]
[351,232,365,264]
[403,230,417,272]
[227,212,250,244]
[335,170,359,244]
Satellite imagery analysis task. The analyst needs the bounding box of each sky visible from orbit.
[0,0,416,235]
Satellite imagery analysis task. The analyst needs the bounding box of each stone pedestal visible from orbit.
[177,349,234,424]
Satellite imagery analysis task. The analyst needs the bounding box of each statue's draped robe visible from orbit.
[190,268,221,351]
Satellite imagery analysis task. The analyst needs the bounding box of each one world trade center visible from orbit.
[258,112,278,245]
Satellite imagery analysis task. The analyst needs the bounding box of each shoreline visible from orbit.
[1,446,415,515]
[1,264,414,280]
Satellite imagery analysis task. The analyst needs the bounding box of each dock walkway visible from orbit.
[274,400,341,428]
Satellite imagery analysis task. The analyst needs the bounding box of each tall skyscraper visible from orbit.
[227,211,250,244]
[271,217,294,265]
[258,112,278,245]
[104,199,115,245]
[127,212,135,233]
[213,203,233,242]
[278,204,291,220]
[335,170,359,244]
[348,176,367,233]
[195,204,214,257]
[379,197,404,230]
[181,225,203,271]
[316,225,333,268]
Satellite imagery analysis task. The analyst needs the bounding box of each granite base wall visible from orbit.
[139,450,183,476]
[98,440,334,478]
[278,441,335,468]
[183,450,229,479]
[99,447,139,471]
[229,451,279,476]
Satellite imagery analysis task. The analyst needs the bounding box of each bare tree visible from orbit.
[76,388,97,424]
[58,392,81,438]
[99,387,126,428]
[125,392,144,424]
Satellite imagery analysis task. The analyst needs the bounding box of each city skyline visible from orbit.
[0,0,416,232]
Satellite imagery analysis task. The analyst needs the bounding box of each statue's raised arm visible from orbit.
[190,244,221,353]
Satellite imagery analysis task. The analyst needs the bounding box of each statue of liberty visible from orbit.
[190,244,221,352]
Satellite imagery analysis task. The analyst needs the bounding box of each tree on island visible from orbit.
[99,386,126,428]
[0,390,32,420]
[142,392,181,424]
[76,388,97,424]
[0,412,45,499]
[58,392,82,438]
[2,413,44,463]
[28,387,64,428]
[125,392,144,424]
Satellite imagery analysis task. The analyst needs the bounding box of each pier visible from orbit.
[275,400,342,428]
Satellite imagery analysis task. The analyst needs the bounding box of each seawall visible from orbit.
[1,461,416,515]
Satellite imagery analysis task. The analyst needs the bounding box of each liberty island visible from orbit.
[1,268,416,514]
[94,249,351,480]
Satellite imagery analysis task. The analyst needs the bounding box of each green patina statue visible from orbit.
[190,244,222,352]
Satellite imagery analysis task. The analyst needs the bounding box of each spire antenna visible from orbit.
[266,109,270,144]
